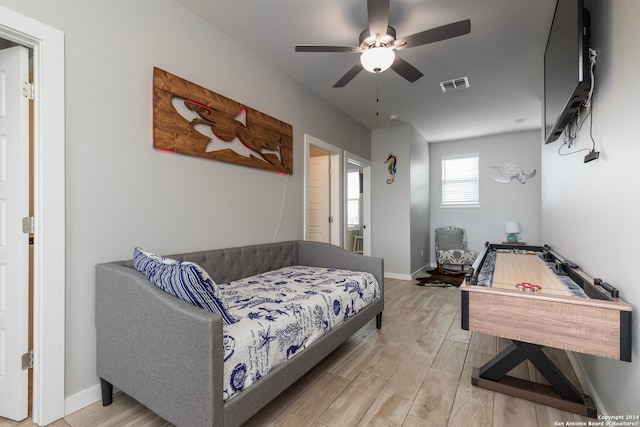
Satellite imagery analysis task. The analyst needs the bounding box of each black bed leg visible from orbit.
[100,378,113,406]
[376,313,382,329]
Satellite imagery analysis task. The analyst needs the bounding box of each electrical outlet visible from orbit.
[421,249,424,257]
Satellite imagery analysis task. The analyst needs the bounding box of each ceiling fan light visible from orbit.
[360,47,395,73]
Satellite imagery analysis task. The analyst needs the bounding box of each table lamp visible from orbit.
[505,221,520,243]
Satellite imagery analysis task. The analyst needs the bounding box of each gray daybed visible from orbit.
[95,240,384,427]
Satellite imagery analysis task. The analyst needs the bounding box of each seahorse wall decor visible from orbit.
[153,67,293,174]
[385,153,397,184]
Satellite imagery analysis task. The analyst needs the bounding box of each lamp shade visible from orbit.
[505,222,520,234]
[360,47,395,73]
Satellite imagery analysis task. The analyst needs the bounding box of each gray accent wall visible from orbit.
[409,127,430,275]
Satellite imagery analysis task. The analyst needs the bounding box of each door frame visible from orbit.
[344,152,372,256]
[303,134,342,247]
[0,6,65,425]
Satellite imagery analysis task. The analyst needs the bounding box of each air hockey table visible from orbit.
[461,243,632,418]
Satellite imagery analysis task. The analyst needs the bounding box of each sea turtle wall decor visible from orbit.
[490,163,536,184]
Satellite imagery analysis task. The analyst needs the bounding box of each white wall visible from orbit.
[0,0,371,409]
[542,0,639,416]
[429,130,542,264]
[371,124,429,278]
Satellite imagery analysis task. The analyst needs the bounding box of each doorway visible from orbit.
[304,134,341,246]
[344,152,372,256]
[0,7,65,426]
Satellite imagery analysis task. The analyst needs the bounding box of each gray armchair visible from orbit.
[435,226,476,273]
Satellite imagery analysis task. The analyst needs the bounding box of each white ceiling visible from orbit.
[175,0,557,143]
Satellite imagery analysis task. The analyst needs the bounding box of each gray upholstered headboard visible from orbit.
[165,241,299,284]
[114,241,299,284]
[112,240,383,287]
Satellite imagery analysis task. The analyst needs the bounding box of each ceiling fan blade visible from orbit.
[390,56,423,83]
[367,0,390,39]
[295,45,360,53]
[396,19,471,49]
[333,62,364,88]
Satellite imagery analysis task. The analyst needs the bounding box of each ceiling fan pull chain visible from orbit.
[376,73,380,116]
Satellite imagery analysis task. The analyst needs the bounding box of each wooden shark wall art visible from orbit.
[153,67,293,174]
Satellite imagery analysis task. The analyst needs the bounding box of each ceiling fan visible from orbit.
[295,0,471,87]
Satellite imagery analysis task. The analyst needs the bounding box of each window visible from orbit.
[347,171,361,227]
[441,154,480,207]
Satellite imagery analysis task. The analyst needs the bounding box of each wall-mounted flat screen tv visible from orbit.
[543,0,591,144]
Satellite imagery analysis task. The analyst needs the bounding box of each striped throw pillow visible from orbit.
[133,247,236,325]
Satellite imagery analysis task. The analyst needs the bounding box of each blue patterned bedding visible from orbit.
[219,265,380,401]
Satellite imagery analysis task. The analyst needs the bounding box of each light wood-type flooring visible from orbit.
[2,278,595,427]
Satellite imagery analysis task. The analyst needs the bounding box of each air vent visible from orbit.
[439,76,470,93]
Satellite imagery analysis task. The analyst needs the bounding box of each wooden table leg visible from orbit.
[472,340,597,418]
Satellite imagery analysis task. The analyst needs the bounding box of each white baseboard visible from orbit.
[412,264,431,278]
[384,272,414,281]
[566,352,607,416]
[64,383,102,416]
[385,264,434,281]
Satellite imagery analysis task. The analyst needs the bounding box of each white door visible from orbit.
[0,45,30,421]
[308,155,330,243]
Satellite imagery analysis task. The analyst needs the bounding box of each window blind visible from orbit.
[441,155,480,206]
